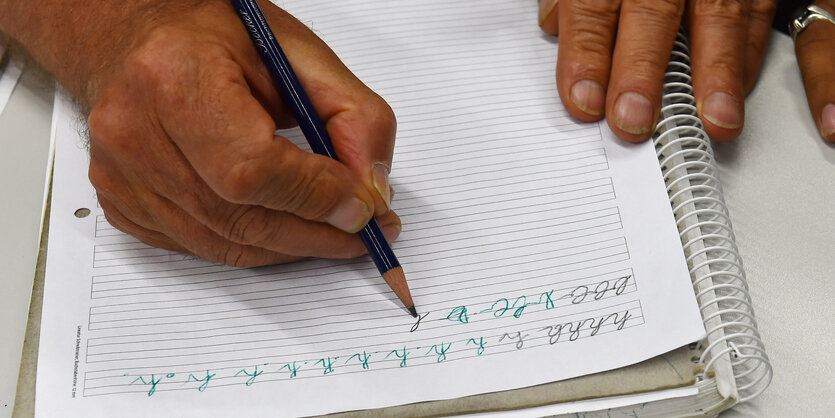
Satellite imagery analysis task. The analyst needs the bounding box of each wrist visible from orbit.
[0,0,226,105]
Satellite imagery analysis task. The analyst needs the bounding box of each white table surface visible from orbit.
[0,64,52,418]
[1,31,833,417]
[712,31,835,417]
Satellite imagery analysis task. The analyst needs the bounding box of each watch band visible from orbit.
[789,4,835,41]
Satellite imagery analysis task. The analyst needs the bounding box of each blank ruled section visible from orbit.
[37,1,706,416]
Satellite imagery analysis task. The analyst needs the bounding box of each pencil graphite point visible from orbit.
[381,266,416,317]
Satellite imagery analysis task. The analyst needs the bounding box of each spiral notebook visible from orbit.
[34,1,770,417]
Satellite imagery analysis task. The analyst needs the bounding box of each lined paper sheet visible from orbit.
[36,1,705,416]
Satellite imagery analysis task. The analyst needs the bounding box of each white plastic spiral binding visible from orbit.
[653,31,772,402]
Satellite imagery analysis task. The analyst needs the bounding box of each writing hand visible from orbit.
[538,0,776,142]
[794,0,835,143]
[1,1,399,266]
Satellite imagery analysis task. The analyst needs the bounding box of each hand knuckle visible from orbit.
[633,0,684,18]
[218,159,266,203]
[124,26,184,89]
[280,166,341,219]
[571,0,620,17]
[99,202,146,242]
[561,3,616,59]
[750,0,777,16]
[703,58,739,79]
[87,162,116,196]
[221,206,282,247]
[102,209,129,234]
[693,0,748,20]
[370,97,397,137]
[622,51,666,79]
[568,26,615,58]
[87,103,127,150]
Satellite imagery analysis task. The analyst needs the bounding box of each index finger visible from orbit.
[260,4,398,214]
[606,0,685,142]
[688,0,750,141]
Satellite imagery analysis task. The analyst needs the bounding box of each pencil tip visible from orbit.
[382,266,416,316]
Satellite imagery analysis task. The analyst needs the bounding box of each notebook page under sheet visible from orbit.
[35,1,705,416]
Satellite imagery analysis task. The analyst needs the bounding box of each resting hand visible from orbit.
[538,0,777,142]
[1,0,400,266]
[794,0,835,143]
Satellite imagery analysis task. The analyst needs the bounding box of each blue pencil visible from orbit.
[230,0,416,317]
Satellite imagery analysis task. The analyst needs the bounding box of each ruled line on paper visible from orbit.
[305,13,534,50]
[392,133,599,165]
[89,226,627,305]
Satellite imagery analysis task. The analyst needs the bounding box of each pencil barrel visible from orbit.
[359,219,400,274]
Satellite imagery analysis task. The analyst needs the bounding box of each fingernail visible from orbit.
[822,103,835,141]
[381,222,402,244]
[373,163,391,210]
[326,197,370,233]
[570,80,605,116]
[701,92,743,129]
[538,0,559,26]
[613,92,654,135]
